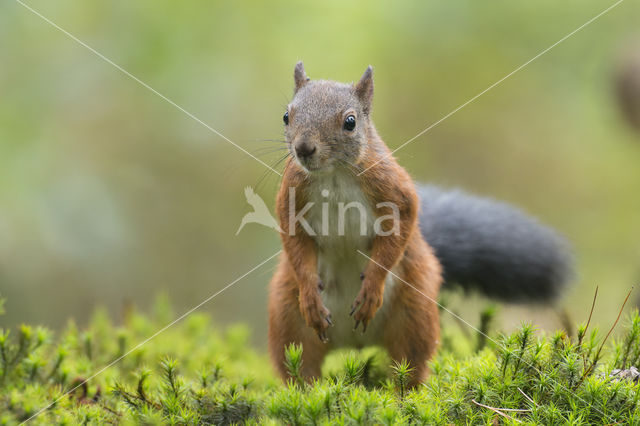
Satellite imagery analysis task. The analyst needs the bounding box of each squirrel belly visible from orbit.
[305,168,399,349]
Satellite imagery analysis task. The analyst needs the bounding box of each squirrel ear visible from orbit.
[355,65,374,114]
[294,61,309,93]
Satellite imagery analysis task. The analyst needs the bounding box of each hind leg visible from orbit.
[382,244,441,387]
[382,299,439,386]
[268,259,328,382]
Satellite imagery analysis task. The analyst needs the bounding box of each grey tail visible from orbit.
[417,185,573,303]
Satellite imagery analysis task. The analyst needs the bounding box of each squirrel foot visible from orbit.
[350,280,383,333]
[299,290,332,343]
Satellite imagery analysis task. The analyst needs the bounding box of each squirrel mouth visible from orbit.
[294,155,340,174]
[294,156,320,172]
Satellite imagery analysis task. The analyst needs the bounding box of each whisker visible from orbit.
[273,152,290,168]
[250,146,289,156]
[337,158,362,175]
[256,138,287,143]
[281,156,293,177]
[254,152,290,192]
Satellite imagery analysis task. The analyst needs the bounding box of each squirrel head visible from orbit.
[284,62,374,173]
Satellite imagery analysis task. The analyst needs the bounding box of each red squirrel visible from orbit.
[268,63,441,386]
[267,63,572,386]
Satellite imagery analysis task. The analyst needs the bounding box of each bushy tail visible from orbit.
[417,185,573,303]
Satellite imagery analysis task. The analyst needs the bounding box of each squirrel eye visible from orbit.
[343,115,356,131]
[283,111,289,125]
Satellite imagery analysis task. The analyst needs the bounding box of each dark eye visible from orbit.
[343,115,356,131]
[283,111,289,125]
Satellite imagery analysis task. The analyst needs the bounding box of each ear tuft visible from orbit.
[294,61,309,93]
[355,65,374,114]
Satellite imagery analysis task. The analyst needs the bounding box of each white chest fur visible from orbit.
[304,169,396,348]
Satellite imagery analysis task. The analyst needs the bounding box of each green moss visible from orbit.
[1,296,639,424]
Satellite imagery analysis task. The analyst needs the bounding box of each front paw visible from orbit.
[350,282,383,333]
[299,293,333,343]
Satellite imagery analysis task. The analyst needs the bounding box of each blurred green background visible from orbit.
[1,0,639,346]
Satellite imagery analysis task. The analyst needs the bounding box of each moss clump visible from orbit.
[1,295,639,424]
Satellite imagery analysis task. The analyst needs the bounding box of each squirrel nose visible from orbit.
[295,142,316,159]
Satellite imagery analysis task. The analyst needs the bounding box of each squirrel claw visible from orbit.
[350,302,360,316]
[353,320,368,333]
[318,331,329,343]
[326,315,333,327]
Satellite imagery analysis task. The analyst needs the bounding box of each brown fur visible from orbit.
[268,63,442,386]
